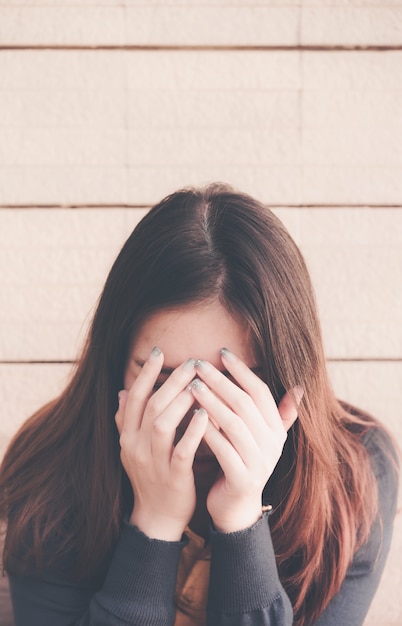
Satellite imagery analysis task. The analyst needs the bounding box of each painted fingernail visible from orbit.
[182,358,196,371]
[150,346,162,359]
[293,386,304,404]
[118,390,124,404]
[220,347,236,362]
[195,359,208,370]
[193,407,208,420]
[190,378,206,392]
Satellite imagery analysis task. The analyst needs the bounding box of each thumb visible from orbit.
[278,386,304,432]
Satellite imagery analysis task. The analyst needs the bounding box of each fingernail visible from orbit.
[190,378,206,392]
[193,407,208,420]
[194,359,208,370]
[220,347,236,362]
[293,386,304,404]
[118,390,125,404]
[182,358,196,371]
[150,346,162,359]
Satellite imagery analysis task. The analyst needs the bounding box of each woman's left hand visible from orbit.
[190,349,302,533]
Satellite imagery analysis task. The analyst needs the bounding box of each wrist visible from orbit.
[211,503,262,534]
[129,508,185,541]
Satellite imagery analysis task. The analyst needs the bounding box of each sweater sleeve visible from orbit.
[9,521,186,626]
[207,513,293,625]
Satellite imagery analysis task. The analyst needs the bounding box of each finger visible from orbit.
[115,389,128,435]
[149,389,196,460]
[203,419,245,482]
[194,356,277,440]
[125,346,165,431]
[190,379,259,464]
[171,408,209,476]
[141,358,196,432]
[278,387,303,431]
[219,349,280,425]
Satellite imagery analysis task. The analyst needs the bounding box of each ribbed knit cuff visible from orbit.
[208,513,283,614]
[95,521,187,625]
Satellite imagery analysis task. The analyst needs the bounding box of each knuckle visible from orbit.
[119,431,129,450]
[119,434,148,467]
[172,445,189,464]
[115,412,123,432]
[135,450,148,469]
[152,417,170,437]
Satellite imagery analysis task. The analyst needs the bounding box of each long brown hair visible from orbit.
[0,184,391,624]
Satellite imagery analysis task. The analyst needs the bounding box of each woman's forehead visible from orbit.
[130,303,256,369]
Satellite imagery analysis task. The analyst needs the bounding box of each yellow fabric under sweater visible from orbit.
[174,526,211,626]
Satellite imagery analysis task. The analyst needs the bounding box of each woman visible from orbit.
[0,184,398,626]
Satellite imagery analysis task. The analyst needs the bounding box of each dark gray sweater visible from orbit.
[8,427,398,626]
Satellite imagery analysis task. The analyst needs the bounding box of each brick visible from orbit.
[0,0,124,4]
[0,208,129,247]
[0,90,125,128]
[304,245,402,358]
[303,52,402,91]
[302,90,402,129]
[0,322,89,362]
[328,361,402,441]
[0,363,72,459]
[302,7,402,46]
[0,51,126,89]
[304,0,402,6]
[127,90,299,130]
[127,128,301,166]
[126,6,299,46]
[0,129,126,166]
[0,166,127,204]
[302,165,402,204]
[0,284,100,324]
[0,246,120,285]
[302,128,402,165]
[0,7,125,45]
[126,51,300,90]
[299,208,402,246]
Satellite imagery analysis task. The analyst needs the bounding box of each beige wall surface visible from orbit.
[0,2,401,624]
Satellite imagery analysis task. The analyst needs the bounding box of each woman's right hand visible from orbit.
[115,348,208,541]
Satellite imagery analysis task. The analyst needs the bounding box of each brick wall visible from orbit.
[0,2,401,624]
